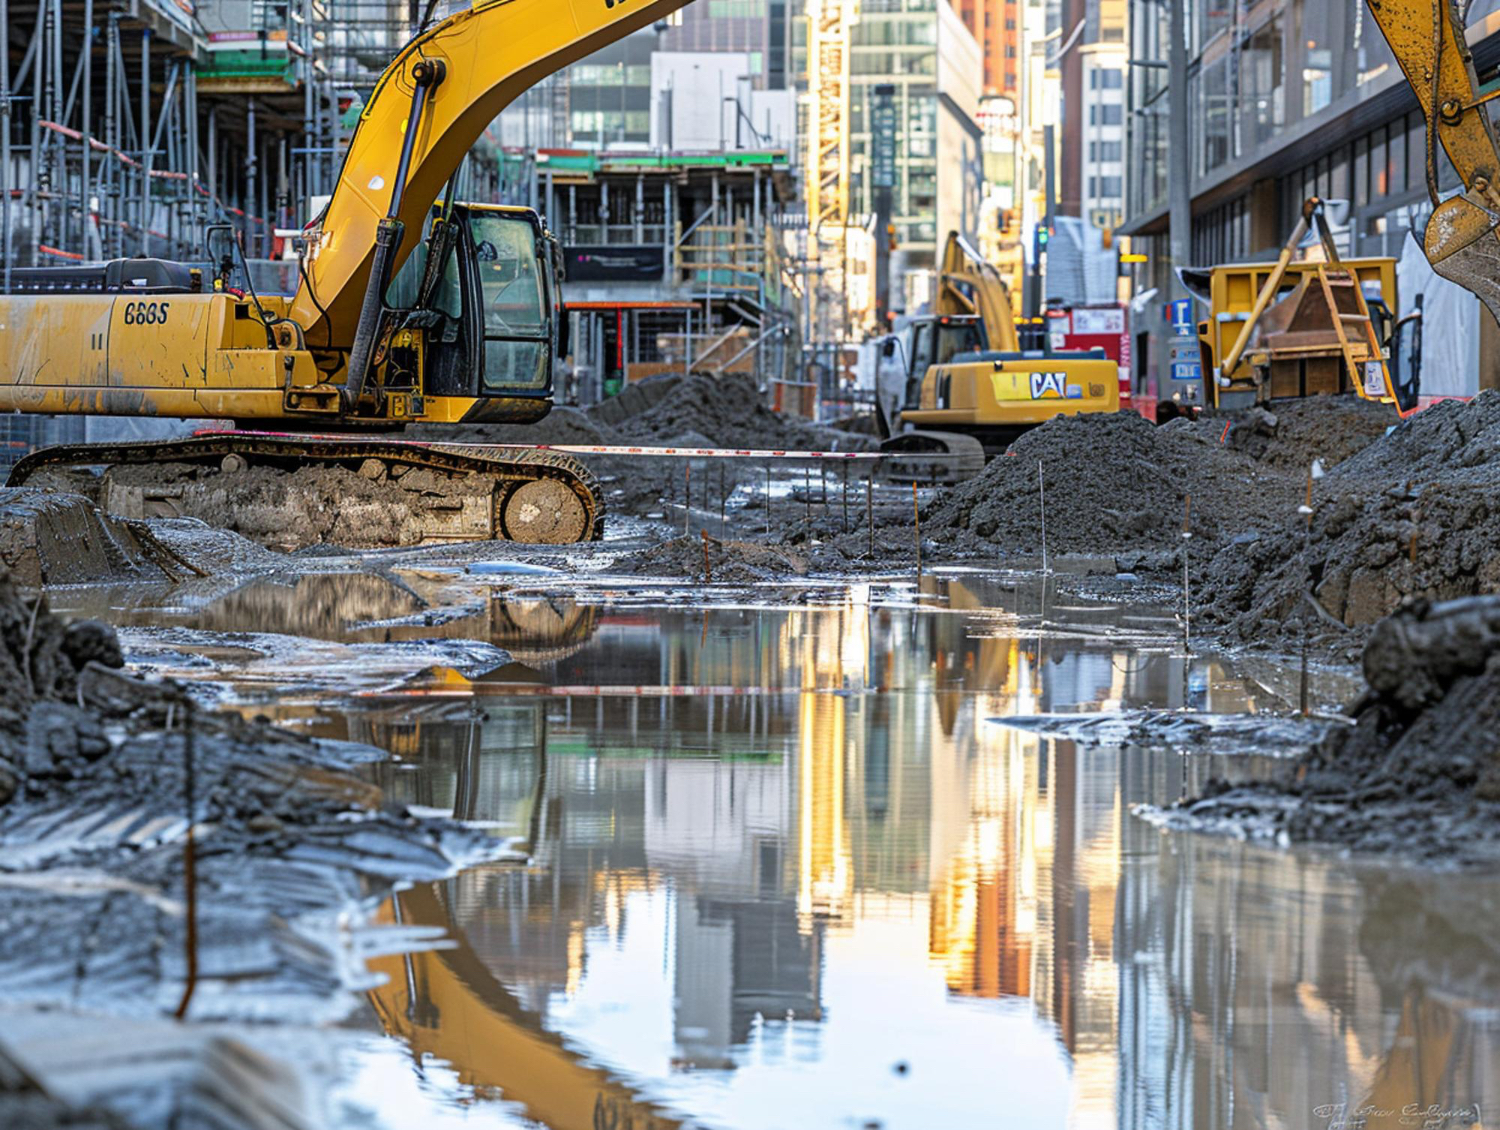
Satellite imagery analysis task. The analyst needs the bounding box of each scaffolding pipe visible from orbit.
[81,0,92,260]
[139,28,150,255]
[246,100,257,255]
[1,0,10,290]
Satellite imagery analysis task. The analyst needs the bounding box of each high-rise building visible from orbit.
[660,0,794,90]
[1120,0,1500,407]
[953,0,1023,98]
[794,0,985,311]
[1057,0,1126,226]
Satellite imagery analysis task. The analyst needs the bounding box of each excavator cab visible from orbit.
[386,203,565,414]
[903,315,988,409]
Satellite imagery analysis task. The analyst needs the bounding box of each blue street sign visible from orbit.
[1166,298,1195,335]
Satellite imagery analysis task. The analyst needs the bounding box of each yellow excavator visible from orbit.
[877,231,1121,481]
[1365,0,1500,339]
[0,0,695,544]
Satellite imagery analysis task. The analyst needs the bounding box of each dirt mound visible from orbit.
[0,489,205,586]
[611,534,810,582]
[927,411,1297,555]
[1199,393,1500,653]
[1219,394,1394,469]
[616,372,874,453]
[1165,596,1500,863]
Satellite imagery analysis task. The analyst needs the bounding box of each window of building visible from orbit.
[1090,103,1123,126]
[1242,14,1283,150]
[1198,55,1232,173]
[1090,68,1122,90]
[1090,140,1123,162]
[1089,175,1123,199]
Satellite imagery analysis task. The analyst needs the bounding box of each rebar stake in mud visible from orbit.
[1181,494,1193,711]
[1039,462,1049,576]
[867,475,875,559]
[913,481,922,580]
[173,696,198,1021]
[1299,465,1319,717]
[766,464,772,538]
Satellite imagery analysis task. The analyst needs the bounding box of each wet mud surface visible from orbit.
[0,572,516,1125]
[1157,595,1500,864]
[4,388,1500,1127]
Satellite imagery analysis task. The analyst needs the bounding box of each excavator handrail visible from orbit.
[289,0,695,346]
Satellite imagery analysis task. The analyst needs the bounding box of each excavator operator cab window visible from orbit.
[934,320,985,365]
[470,209,550,393]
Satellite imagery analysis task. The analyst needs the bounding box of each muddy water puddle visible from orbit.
[48,572,1500,1128]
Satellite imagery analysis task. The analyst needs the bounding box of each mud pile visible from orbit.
[926,411,1296,556]
[611,534,811,583]
[1199,393,1500,652]
[1216,395,1393,469]
[0,569,511,1125]
[0,489,206,586]
[615,372,871,453]
[1165,596,1500,863]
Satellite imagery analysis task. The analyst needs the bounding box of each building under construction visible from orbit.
[0,0,511,271]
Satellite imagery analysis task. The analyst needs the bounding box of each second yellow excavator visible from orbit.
[877,231,1121,481]
[0,0,695,544]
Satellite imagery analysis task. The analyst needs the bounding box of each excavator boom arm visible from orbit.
[935,231,1020,353]
[290,0,694,343]
[1365,0,1500,325]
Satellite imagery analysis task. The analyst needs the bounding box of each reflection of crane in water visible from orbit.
[369,883,684,1130]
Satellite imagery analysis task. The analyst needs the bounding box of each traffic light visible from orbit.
[887,223,898,253]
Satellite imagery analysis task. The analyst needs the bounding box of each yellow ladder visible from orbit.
[1315,263,1395,406]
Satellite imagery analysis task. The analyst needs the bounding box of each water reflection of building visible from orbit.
[361,579,1463,1130]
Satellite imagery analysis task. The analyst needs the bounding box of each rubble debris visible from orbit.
[1153,596,1500,863]
[1198,392,1500,655]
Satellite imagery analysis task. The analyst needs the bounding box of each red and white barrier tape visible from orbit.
[200,429,885,461]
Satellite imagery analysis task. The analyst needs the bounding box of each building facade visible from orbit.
[790,0,984,312]
[953,0,1024,98]
[1121,0,1500,399]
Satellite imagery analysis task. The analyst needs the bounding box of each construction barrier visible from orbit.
[210,430,886,461]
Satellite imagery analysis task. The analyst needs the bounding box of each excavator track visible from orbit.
[7,434,606,545]
[878,430,989,484]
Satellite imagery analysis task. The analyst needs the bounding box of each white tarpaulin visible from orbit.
[1397,230,1480,398]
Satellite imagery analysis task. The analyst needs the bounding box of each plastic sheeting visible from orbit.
[1046,218,1119,307]
[1397,229,1480,398]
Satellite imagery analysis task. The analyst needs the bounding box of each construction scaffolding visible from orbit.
[0,0,504,281]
